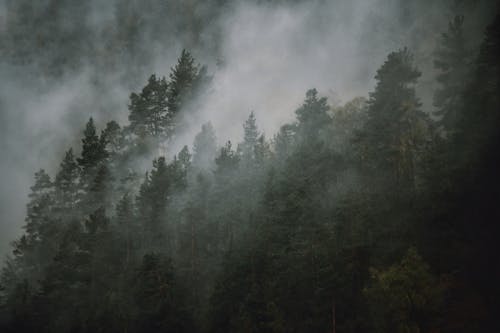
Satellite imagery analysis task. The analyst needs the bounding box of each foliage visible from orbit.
[2,16,500,333]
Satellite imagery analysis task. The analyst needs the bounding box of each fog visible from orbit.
[0,0,495,257]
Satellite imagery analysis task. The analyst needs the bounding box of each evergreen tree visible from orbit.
[136,157,171,250]
[77,117,108,173]
[178,145,192,173]
[102,120,124,156]
[115,194,137,269]
[239,112,260,163]
[132,253,193,332]
[54,148,80,213]
[254,134,272,166]
[128,74,170,138]
[86,164,113,213]
[295,88,331,145]
[166,49,200,118]
[365,248,445,333]
[192,122,217,171]
[215,141,239,175]
[273,123,296,162]
[360,48,428,193]
[24,169,54,244]
[433,15,471,132]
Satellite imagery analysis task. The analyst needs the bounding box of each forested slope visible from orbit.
[1,9,499,333]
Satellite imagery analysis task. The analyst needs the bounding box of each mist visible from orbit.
[0,1,492,257]
[0,1,499,331]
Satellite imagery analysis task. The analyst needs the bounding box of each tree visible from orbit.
[85,164,113,213]
[128,74,170,138]
[77,117,108,173]
[136,157,171,250]
[167,49,200,118]
[192,122,217,171]
[132,253,193,333]
[433,15,471,133]
[54,148,80,213]
[273,123,296,162]
[178,145,192,173]
[295,88,331,145]
[360,48,428,194]
[24,169,54,244]
[102,120,124,156]
[215,141,239,175]
[240,112,260,162]
[364,248,445,333]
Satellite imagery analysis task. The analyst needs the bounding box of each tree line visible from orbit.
[1,13,499,333]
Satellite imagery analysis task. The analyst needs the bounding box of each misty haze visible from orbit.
[0,0,499,332]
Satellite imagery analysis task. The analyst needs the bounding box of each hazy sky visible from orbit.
[0,0,496,258]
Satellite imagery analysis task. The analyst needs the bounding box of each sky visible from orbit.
[0,0,496,258]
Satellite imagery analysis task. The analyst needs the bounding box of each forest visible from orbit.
[0,1,499,332]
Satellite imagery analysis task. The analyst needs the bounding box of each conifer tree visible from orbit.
[24,169,54,244]
[178,145,192,173]
[166,49,200,119]
[54,148,80,212]
[215,141,239,175]
[433,15,471,132]
[137,157,171,250]
[115,194,136,268]
[77,118,108,173]
[102,120,124,155]
[86,164,113,213]
[240,112,260,163]
[295,89,331,143]
[128,74,170,138]
[360,48,428,193]
[192,122,217,171]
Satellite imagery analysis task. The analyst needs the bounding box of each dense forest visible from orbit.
[1,1,500,333]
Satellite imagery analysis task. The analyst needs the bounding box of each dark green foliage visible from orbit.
[2,15,500,333]
[364,248,445,333]
[433,15,471,132]
[136,157,171,248]
[54,148,80,213]
[167,49,201,117]
[132,253,193,332]
[77,118,108,173]
[128,74,170,138]
[359,48,430,194]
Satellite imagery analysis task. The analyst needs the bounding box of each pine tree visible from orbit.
[273,123,297,161]
[54,148,80,212]
[128,74,170,138]
[77,117,108,173]
[192,122,217,171]
[136,157,171,250]
[295,88,331,145]
[215,141,239,175]
[178,145,192,173]
[85,207,109,236]
[102,120,124,155]
[360,48,428,193]
[433,15,471,132]
[86,164,113,213]
[24,169,54,244]
[254,134,271,166]
[240,112,260,163]
[115,194,136,268]
[133,253,193,332]
[166,49,200,119]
